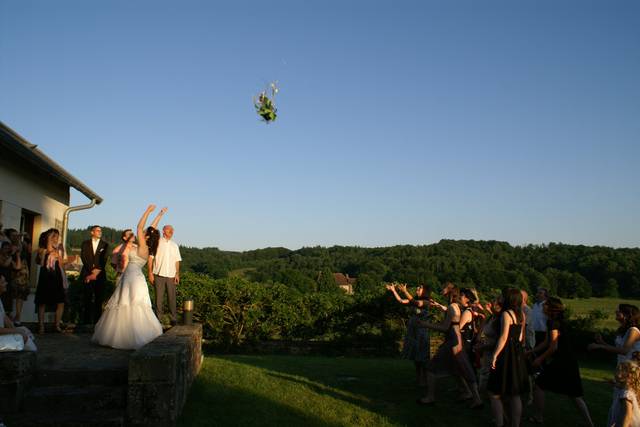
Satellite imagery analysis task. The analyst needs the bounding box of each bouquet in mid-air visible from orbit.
[254,82,279,123]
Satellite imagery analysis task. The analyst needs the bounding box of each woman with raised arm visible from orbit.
[588,304,640,427]
[459,288,479,369]
[111,229,135,284]
[386,283,431,391]
[588,304,640,364]
[417,283,483,409]
[92,205,166,350]
[475,294,502,393]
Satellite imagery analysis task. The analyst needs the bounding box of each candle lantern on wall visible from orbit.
[183,300,194,325]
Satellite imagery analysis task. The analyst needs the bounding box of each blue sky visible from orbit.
[1,1,638,250]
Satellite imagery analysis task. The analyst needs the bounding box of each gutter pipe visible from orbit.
[62,198,98,254]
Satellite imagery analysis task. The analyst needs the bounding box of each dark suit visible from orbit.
[80,239,109,324]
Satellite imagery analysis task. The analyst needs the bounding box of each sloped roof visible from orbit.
[333,273,357,286]
[0,121,103,204]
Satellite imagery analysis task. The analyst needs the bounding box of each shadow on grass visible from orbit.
[178,373,346,427]
[221,355,487,426]
[222,355,616,427]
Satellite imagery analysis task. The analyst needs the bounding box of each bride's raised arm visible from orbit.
[136,204,156,259]
[149,207,168,230]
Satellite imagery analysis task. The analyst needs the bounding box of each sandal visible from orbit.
[38,324,45,334]
[527,416,543,424]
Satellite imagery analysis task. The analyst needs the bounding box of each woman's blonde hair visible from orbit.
[615,352,640,398]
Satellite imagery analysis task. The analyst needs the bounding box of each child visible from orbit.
[609,352,640,427]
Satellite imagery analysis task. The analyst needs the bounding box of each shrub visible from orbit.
[174,272,407,350]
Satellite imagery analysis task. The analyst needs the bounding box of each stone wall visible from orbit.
[0,351,36,414]
[127,324,202,427]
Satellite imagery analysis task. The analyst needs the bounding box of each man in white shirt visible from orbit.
[530,287,549,346]
[521,290,536,350]
[148,225,181,326]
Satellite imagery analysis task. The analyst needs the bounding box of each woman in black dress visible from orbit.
[460,288,479,368]
[418,283,482,409]
[530,297,594,426]
[487,288,529,427]
[34,229,66,334]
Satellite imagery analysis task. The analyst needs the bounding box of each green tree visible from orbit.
[355,273,380,295]
[603,278,619,298]
[317,268,339,293]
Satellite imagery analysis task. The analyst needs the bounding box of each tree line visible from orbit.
[67,227,640,299]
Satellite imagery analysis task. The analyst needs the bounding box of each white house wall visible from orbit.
[0,154,70,222]
[0,154,71,322]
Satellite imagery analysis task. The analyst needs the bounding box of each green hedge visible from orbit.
[63,270,610,355]
[173,272,411,350]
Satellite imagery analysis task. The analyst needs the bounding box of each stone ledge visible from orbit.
[0,350,36,413]
[127,324,202,427]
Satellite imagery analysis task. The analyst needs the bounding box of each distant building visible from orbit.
[0,121,102,321]
[333,273,356,295]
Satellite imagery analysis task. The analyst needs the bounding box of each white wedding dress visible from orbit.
[92,248,162,350]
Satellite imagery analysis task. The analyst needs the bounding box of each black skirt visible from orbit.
[34,258,65,307]
[487,327,530,396]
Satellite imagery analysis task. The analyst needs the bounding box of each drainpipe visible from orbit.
[61,199,97,254]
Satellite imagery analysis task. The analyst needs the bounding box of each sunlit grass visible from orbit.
[179,355,618,427]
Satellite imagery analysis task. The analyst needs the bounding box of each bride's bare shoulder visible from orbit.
[132,247,148,260]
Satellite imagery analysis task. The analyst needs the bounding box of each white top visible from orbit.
[610,388,640,427]
[523,305,535,349]
[92,238,100,254]
[151,237,181,277]
[616,327,640,365]
[531,301,548,332]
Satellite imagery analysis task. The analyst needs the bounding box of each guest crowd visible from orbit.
[388,282,640,426]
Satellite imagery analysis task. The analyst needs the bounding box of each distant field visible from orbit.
[564,297,640,330]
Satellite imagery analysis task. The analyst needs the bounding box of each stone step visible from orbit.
[5,410,125,427]
[35,368,128,387]
[27,385,127,415]
[20,323,92,334]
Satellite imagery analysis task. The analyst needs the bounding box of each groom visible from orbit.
[80,225,109,324]
[148,225,181,326]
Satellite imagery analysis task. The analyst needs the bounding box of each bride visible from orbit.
[92,204,166,350]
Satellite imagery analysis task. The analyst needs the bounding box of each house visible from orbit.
[333,273,356,295]
[0,121,102,321]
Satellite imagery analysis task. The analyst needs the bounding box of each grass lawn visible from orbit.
[178,354,617,427]
[564,297,640,329]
